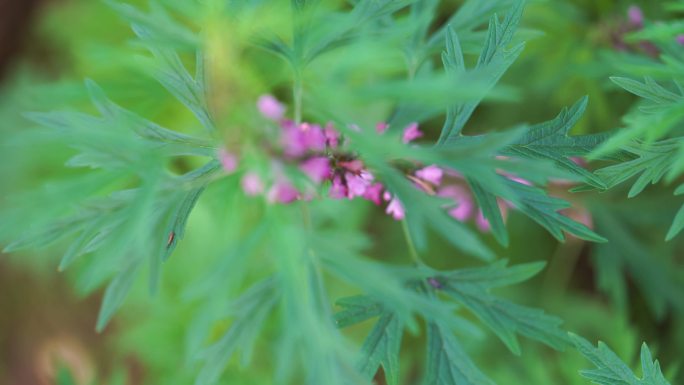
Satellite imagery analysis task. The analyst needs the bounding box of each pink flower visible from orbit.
[329,175,348,199]
[324,125,340,148]
[257,94,286,121]
[438,185,474,221]
[281,122,328,157]
[218,148,238,174]
[363,183,384,205]
[415,165,443,186]
[339,159,365,173]
[402,122,423,144]
[346,172,370,198]
[627,5,644,28]
[281,121,308,157]
[267,179,299,203]
[300,156,331,184]
[241,172,264,196]
[677,35,684,46]
[386,197,405,220]
[300,123,327,152]
[376,122,389,134]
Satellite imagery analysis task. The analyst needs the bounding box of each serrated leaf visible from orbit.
[594,140,680,197]
[383,166,495,261]
[438,1,525,142]
[467,178,508,246]
[106,0,199,48]
[84,79,213,148]
[502,96,609,189]
[357,312,403,385]
[96,260,141,332]
[610,77,683,106]
[161,186,205,261]
[508,179,607,243]
[334,295,384,328]
[440,261,569,354]
[570,334,671,385]
[195,278,279,385]
[424,321,495,385]
[131,25,216,132]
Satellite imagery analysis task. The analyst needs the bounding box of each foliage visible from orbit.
[0,0,681,384]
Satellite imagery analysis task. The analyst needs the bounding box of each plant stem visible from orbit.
[401,220,425,267]
[293,73,303,125]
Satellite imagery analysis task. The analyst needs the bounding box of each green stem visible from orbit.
[293,74,303,125]
[401,220,425,267]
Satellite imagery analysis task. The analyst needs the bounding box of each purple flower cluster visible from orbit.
[219,95,535,232]
[612,5,684,55]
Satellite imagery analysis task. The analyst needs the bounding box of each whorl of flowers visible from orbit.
[217,95,592,234]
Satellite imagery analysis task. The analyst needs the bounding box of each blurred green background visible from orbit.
[0,0,682,384]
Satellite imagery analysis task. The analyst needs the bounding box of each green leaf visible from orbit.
[424,321,495,385]
[438,0,525,142]
[357,312,403,385]
[507,180,607,243]
[334,295,384,328]
[502,96,609,189]
[383,166,495,261]
[666,184,684,240]
[610,77,682,106]
[84,79,213,149]
[467,178,508,246]
[570,334,671,385]
[106,0,199,48]
[96,260,141,332]
[594,140,680,198]
[160,186,205,261]
[195,278,279,385]
[592,207,684,318]
[132,25,216,132]
[440,261,569,355]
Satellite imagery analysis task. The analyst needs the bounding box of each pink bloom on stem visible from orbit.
[281,121,308,157]
[301,123,327,152]
[346,172,370,198]
[402,122,423,144]
[282,122,328,156]
[386,197,405,220]
[676,35,684,46]
[267,179,299,203]
[363,183,384,205]
[218,148,238,174]
[300,156,331,184]
[241,172,264,196]
[627,5,644,28]
[415,165,443,186]
[376,122,389,134]
[257,94,286,121]
[324,125,340,148]
[329,175,348,199]
[339,159,365,173]
[438,185,474,221]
